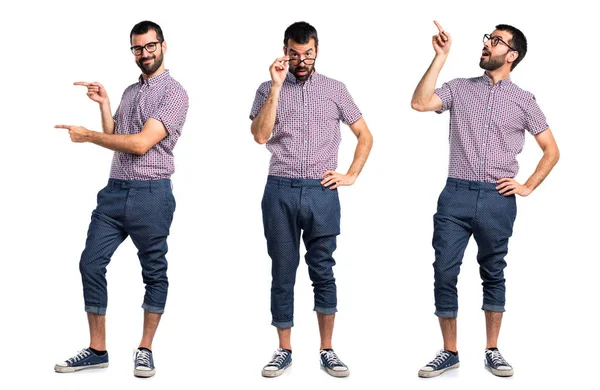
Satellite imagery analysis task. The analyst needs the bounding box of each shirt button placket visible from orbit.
[481,86,496,180]
[302,86,308,177]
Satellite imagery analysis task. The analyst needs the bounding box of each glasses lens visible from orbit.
[145,43,157,53]
[303,58,315,65]
[132,47,142,55]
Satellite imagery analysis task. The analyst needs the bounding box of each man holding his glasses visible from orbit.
[411,22,559,378]
[250,21,372,378]
[54,20,188,378]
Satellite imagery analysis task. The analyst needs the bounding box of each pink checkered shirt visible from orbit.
[250,71,362,179]
[110,70,188,180]
[435,73,548,183]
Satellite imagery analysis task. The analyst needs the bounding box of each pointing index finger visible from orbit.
[433,20,445,33]
[73,81,92,86]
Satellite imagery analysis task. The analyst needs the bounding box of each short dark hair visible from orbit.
[495,24,527,70]
[283,21,318,47]
[130,21,164,43]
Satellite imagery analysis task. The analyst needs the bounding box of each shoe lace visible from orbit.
[487,350,508,366]
[67,349,91,364]
[136,349,151,366]
[428,350,451,368]
[322,350,344,367]
[268,349,288,366]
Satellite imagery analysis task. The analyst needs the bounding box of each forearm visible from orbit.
[88,131,147,155]
[411,54,447,111]
[524,147,560,192]
[251,86,281,144]
[99,101,115,134]
[346,130,373,178]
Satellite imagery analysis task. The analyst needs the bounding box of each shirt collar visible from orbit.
[285,69,318,85]
[139,69,170,86]
[482,72,512,87]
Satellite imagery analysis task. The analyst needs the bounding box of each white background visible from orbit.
[1,0,597,388]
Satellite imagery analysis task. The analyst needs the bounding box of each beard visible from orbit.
[290,63,315,81]
[479,51,507,71]
[136,50,164,75]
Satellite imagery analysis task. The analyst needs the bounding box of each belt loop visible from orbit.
[150,180,153,193]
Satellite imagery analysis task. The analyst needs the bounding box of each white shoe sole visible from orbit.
[322,365,350,378]
[134,367,156,378]
[261,362,291,377]
[418,362,460,378]
[54,362,109,373]
[486,364,513,377]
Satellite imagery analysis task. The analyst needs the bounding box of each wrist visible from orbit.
[345,172,358,182]
[85,128,97,142]
[434,53,449,62]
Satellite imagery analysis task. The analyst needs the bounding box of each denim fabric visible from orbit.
[261,176,340,328]
[432,178,517,318]
[80,179,175,315]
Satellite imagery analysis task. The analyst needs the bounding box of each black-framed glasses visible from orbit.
[130,41,162,56]
[286,48,316,65]
[483,34,516,51]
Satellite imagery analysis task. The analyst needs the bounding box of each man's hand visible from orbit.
[269,56,289,87]
[55,124,92,143]
[432,20,452,56]
[496,178,532,197]
[320,170,357,190]
[74,81,109,104]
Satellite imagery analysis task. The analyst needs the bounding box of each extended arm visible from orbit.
[411,21,450,112]
[55,118,168,155]
[74,81,115,134]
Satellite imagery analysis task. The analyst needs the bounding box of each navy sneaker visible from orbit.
[134,348,156,378]
[320,349,349,377]
[485,349,513,377]
[418,350,460,378]
[54,348,109,373]
[261,348,292,377]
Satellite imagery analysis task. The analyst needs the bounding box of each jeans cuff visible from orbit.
[272,319,293,328]
[435,309,458,318]
[85,305,107,315]
[142,303,165,314]
[314,306,337,315]
[482,303,505,312]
